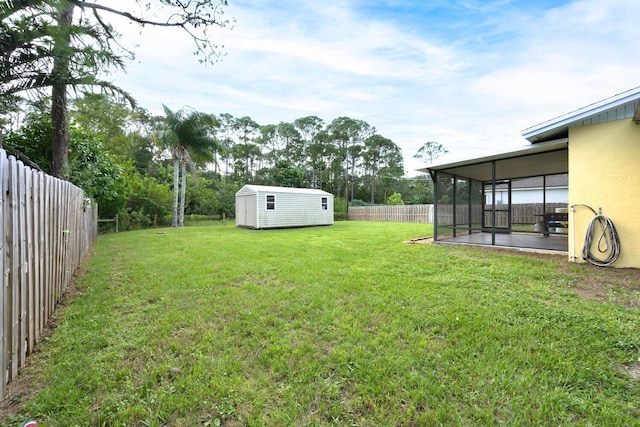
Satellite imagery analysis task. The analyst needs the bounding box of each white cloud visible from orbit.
[109,0,640,176]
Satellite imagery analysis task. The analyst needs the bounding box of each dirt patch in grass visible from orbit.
[0,314,58,423]
[622,363,640,380]
[0,259,91,424]
[403,236,433,244]
[560,263,640,307]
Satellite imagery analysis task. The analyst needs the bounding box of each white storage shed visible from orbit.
[235,185,334,229]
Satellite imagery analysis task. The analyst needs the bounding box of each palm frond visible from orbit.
[158,105,219,168]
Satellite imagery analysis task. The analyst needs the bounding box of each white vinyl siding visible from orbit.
[235,185,333,229]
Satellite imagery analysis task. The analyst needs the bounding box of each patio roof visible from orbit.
[419,138,568,182]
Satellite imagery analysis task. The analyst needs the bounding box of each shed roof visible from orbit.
[522,86,640,143]
[236,185,332,196]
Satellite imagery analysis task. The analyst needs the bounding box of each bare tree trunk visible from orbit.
[172,158,180,227]
[370,172,375,204]
[51,4,74,179]
[179,161,187,227]
[343,162,349,203]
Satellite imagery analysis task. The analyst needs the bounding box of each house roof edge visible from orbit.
[522,86,640,142]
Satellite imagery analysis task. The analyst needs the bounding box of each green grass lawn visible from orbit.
[2,221,639,426]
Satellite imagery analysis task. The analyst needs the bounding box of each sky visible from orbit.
[109,0,640,176]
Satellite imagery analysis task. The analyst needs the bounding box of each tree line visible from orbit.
[1,1,440,229]
[2,94,436,229]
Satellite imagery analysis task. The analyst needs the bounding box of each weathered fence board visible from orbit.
[0,149,5,399]
[9,156,19,381]
[0,148,97,400]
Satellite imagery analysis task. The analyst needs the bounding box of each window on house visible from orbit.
[321,197,328,210]
[266,194,275,210]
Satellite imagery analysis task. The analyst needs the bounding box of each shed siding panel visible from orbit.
[257,192,333,229]
[236,185,333,229]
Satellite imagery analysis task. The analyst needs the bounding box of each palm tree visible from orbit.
[159,105,218,227]
[1,0,131,178]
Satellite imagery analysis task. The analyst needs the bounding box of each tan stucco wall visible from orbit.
[568,119,640,268]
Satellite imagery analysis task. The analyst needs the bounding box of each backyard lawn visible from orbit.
[1,221,639,426]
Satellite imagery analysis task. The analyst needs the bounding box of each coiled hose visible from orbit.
[581,211,620,267]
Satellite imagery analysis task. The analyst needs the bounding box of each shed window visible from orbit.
[321,197,328,210]
[266,194,275,210]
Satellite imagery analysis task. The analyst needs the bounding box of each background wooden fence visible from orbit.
[348,205,434,223]
[348,203,568,226]
[0,148,98,400]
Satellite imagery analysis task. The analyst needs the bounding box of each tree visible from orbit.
[68,126,125,217]
[233,116,260,178]
[362,134,403,203]
[71,93,159,174]
[2,0,132,177]
[414,141,448,165]
[293,116,325,187]
[257,123,278,166]
[268,161,304,188]
[2,0,231,179]
[71,93,131,153]
[158,105,218,227]
[326,117,373,201]
[216,113,236,176]
[3,103,55,171]
[3,103,125,215]
[386,192,404,206]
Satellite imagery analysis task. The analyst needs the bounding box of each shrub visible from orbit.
[386,192,404,205]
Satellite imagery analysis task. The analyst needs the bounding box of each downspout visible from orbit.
[570,204,576,261]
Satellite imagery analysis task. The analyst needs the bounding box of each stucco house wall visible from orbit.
[569,119,640,268]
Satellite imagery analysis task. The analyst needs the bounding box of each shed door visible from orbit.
[245,195,257,227]
[236,196,246,225]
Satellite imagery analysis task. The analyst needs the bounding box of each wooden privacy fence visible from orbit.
[435,203,568,227]
[348,203,568,226]
[510,203,568,225]
[0,148,98,400]
[348,204,434,223]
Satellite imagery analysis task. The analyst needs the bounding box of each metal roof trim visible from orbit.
[521,86,640,142]
[236,185,332,196]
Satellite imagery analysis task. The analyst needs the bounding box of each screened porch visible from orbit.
[423,139,569,252]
